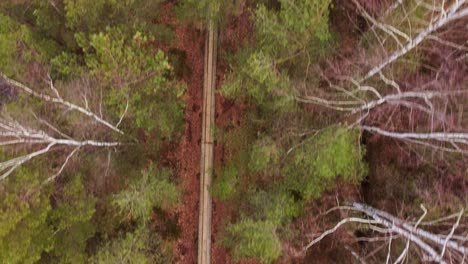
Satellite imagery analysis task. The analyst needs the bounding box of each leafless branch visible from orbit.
[361,0,468,81]
[0,116,120,181]
[306,203,467,263]
[0,72,124,134]
[42,146,81,184]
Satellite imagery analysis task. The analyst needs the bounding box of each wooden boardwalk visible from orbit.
[198,21,217,264]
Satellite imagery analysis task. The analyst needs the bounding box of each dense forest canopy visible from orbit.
[0,1,182,262]
[0,0,467,263]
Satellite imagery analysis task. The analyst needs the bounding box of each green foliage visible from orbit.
[176,0,219,21]
[32,1,77,56]
[64,0,103,30]
[221,188,300,264]
[80,28,163,81]
[63,0,165,32]
[0,165,99,264]
[2,2,185,140]
[90,229,148,263]
[90,229,150,264]
[222,0,333,110]
[221,51,293,112]
[0,13,36,77]
[31,0,169,59]
[284,126,367,199]
[248,136,280,173]
[224,219,282,263]
[90,227,173,264]
[255,0,332,57]
[0,4,184,263]
[77,27,185,137]
[175,0,242,24]
[0,13,17,75]
[265,192,301,225]
[50,52,82,79]
[212,163,238,200]
[113,164,180,222]
[48,175,96,263]
[0,167,53,264]
[239,188,302,226]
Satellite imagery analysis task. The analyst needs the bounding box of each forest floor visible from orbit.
[154,2,236,263]
[155,2,204,263]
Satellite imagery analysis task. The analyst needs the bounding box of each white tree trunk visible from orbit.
[362,0,468,81]
[0,72,124,134]
[0,116,120,181]
[304,203,467,263]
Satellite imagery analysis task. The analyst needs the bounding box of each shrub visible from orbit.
[49,175,96,263]
[0,167,53,264]
[212,164,238,201]
[284,126,367,199]
[113,164,180,222]
[77,27,185,137]
[248,136,280,173]
[224,219,282,263]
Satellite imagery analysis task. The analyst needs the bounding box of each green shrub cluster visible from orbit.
[212,163,238,201]
[284,126,367,199]
[0,167,96,264]
[224,219,282,263]
[113,164,180,223]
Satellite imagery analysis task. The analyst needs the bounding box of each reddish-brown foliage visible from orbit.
[154,2,204,263]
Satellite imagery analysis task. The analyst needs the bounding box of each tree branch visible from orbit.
[0,72,124,134]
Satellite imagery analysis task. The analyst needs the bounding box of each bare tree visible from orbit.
[0,72,124,183]
[303,203,467,264]
[0,115,120,182]
[0,72,125,134]
[294,2,468,262]
[296,0,468,153]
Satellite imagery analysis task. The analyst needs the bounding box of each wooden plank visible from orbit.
[198,21,217,264]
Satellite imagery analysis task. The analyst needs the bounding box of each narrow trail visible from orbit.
[198,21,217,264]
[156,3,246,263]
